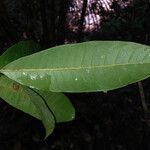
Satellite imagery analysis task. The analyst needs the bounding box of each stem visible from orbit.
[138,81,148,112]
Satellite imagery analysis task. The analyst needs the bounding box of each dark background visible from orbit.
[0,0,150,150]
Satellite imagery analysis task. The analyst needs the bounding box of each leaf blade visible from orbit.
[0,76,55,138]
[0,40,41,69]
[0,75,40,119]
[28,89,55,138]
[36,90,75,123]
[0,41,55,138]
[1,41,150,92]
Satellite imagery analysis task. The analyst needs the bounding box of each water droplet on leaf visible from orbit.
[75,78,78,81]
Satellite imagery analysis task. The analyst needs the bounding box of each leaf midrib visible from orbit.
[0,62,149,73]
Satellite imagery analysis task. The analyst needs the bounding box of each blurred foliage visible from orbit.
[0,0,150,150]
[97,0,150,43]
[0,0,150,48]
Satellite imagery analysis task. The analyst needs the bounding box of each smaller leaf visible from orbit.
[36,90,75,123]
[28,89,55,138]
[0,75,40,119]
[0,40,41,69]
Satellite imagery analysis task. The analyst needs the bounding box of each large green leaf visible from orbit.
[1,41,150,92]
[36,90,75,123]
[0,40,41,69]
[0,75,40,119]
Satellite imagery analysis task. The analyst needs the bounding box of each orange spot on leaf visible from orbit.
[12,83,20,91]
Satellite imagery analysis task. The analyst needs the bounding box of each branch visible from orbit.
[77,0,88,42]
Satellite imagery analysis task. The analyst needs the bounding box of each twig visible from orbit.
[138,81,148,112]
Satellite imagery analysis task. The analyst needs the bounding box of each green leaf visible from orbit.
[0,40,41,69]
[0,76,55,138]
[0,41,55,138]
[0,75,75,123]
[0,40,75,120]
[0,75,40,119]
[1,41,150,92]
[0,40,43,119]
[36,90,75,123]
[0,40,42,117]
[28,89,55,139]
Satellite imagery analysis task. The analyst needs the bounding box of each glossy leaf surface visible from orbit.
[36,90,75,123]
[1,41,150,92]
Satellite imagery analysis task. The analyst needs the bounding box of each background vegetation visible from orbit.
[0,0,150,150]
